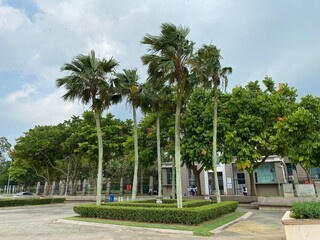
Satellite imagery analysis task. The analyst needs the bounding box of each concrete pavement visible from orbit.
[0,203,286,240]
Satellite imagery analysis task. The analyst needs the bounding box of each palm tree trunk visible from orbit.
[131,104,139,200]
[171,155,176,199]
[212,84,221,203]
[175,93,183,208]
[94,111,103,205]
[156,112,162,198]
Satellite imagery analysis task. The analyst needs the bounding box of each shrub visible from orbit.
[74,201,238,225]
[0,197,65,207]
[104,199,211,208]
[291,201,320,219]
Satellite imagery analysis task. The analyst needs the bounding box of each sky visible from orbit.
[0,0,319,147]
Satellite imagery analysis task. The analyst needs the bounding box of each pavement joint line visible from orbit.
[211,211,253,235]
[55,219,194,235]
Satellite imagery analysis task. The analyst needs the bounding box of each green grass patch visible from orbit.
[66,210,245,236]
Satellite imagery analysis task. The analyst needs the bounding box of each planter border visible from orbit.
[282,211,320,225]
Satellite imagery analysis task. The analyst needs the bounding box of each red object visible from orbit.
[126,184,132,190]
[304,180,316,187]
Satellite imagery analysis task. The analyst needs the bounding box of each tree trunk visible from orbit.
[192,164,204,196]
[106,178,111,196]
[119,177,124,196]
[156,112,162,198]
[149,175,154,194]
[249,171,257,196]
[301,166,311,183]
[171,154,176,199]
[94,111,103,205]
[175,93,183,208]
[140,169,144,195]
[131,104,139,200]
[212,84,221,203]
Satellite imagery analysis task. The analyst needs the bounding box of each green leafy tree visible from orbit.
[61,114,96,195]
[141,23,195,208]
[221,78,297,195]
[191,44,232,202]
[102,113,133,194]
[12,125,67,193]
[274,95,320,181]
[0,137,11,159]
[0,137,11,185]
[56,50,120,204]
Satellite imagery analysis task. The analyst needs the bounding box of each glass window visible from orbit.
[311,168,320,180]
[237,173,245,184]
[286,163,296,176]
[166,168,172,185]
[255,162,276,183]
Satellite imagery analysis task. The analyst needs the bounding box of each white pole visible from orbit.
[65,158,70,196]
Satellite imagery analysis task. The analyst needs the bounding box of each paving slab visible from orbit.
[0,203,286,240]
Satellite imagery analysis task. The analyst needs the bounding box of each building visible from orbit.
[161,155,317,197]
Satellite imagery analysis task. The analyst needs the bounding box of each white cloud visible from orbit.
[6,84,37,102]
[5,88,84,126]
[0,2,29,31]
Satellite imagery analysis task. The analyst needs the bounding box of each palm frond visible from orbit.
[56,50,119,113]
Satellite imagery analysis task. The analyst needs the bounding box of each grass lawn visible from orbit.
[66,210,246,237]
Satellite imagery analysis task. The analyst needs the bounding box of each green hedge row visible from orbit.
[74,201,238,225]
[291,201,320,219]
[0,197,65,207]
[104,199,212,208]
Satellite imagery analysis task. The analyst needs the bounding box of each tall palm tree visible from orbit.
[141,23,195,208]
[192,44,232,203]
[140,81,172,199]
[56,50,119,205]
[114,69,141,200]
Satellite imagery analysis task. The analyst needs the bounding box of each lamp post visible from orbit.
[6,172,10,194]
[65,157,70,196]
[6,158,12,194]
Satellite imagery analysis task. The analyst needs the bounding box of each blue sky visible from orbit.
[0,0,319,147]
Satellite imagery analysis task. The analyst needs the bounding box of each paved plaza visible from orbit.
[0,203,286,240]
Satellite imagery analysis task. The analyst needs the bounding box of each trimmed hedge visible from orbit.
[74,200,238,225]
[291,201,320,219]
[104,199,212,208]
[0,197,65,207]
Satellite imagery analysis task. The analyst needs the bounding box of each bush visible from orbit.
[104,199,212,208]
[0,197,65,207]
[291,201,320,219]
[74,201,238,225]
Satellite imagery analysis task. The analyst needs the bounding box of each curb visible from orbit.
[54,219,193,235]
[211,211,253,234]
[55,211,252,236]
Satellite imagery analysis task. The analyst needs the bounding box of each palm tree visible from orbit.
[56,50,119,205]
[114,69,141,200]
[141,23,195,208]
[192,44,232,203]
[140,81,172,199]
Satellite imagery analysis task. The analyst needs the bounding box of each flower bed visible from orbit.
[282,202,320,240]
